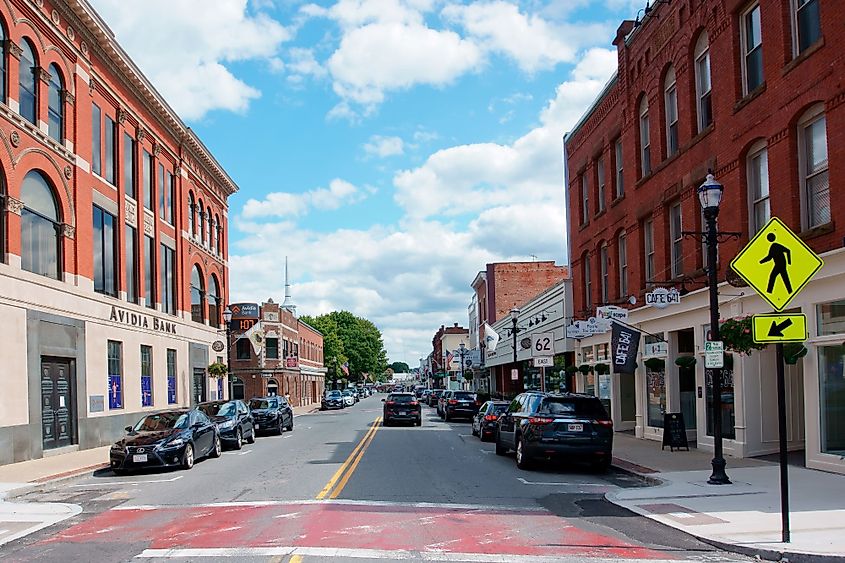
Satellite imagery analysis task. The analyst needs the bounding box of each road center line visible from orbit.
[315,417,380,500]
[328,417,381,500]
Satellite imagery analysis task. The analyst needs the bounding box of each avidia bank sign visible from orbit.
[109,306,177,335]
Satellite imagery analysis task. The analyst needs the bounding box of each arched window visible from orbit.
[21,170,61,279]
[664,66,678,157]
[205,206,211,248]
[47,64,63,143]
[694,32,712,132]
[212,214,218,253]
[0,21,7,102]
[267,379,279,397]
[19,38,37,124]
[617,231,628,298]
[599,242,609,305]
[198,198,205,244]
[746,139,770,233]
[188,191,196,236]
[638,96,650,177]
[582,251,592,309]
[230,376,245,401]
[0,168,6,262]
[207,274,221,328]
[190,264,205,323]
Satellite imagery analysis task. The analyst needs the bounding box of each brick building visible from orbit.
[430,323,469,390]
[565,0,845,473]
[0,0,236,465]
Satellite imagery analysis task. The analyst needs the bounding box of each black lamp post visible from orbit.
[510,307,520,390]
[459,343,466,384]
[222,306,233,400]
[698,172,731,486]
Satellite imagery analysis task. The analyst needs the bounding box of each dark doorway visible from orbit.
[230,376,245,400]
[41,357,76,450]
[192,368,207,405]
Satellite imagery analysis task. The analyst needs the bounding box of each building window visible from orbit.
[741,3,764,94]
[123,133,135,199]
[267,379,279,396]
[645,334,667,428]
[188,191,196,236]
[160,244,176,315]
[236,338,251,360]
[108,340,123,410]
[198,199,205,244]
[670,202,683,278]
[614,138,624,198]
[211,215,218,253]
[167,349,177,404]
[47,64,63,143]
[817,301,845,452]
[166,171,175,224]
[92,103,102,175]
[664,67,678,157]
[583,252,592,310]
[92,205,117,296]
[21,170,61,279]
[0,171,5,263]
[747,143,770,232]
[618,231,628,298]
[205,207,212,248]
[639,96,650,177]
[0,25,6,103]
[143,150,153,211]
[157,163,165,219]
[799,107,829,228]
[793,0,821,55]
[190,264,205,323]
[266,337,279,359]
[18,38,37,125]
[214,214,222,254]
[144,235,156,309]
[104,116,116,185]
[207,274,221,328]
[818,299,845,336]
[596,158,606,213]
[694,32,712,132]
[599,243,609,305]
[580,174,589,224]
[141,345,153,407]
[643,218,655,283]
[125,225,137,303]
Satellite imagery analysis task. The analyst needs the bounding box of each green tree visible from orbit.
[389,361,410,373]
[300,311,388,383]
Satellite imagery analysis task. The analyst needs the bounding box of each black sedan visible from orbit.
[382,392,421,426]
[322,390,345,410]
[198,399,255,450]
[471,400,509,441]
[249,396,294,434]
[110,409,221,473]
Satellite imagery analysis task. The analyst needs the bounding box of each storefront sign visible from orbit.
[511,368,519,381]
[212,340,225,352]
[566,321,590,339]
[109,306,177,334]
[646,288,681,309]
[286,356,299,368]
[642,341,668,357]
[597,305,629,323]
[229,303,260,319]
[611,321,641,374]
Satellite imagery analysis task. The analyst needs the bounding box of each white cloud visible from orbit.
[364,135,405,157]
[241,179,366,218]
[89,0,290,119]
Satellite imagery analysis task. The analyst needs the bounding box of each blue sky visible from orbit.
[90,0,640,365]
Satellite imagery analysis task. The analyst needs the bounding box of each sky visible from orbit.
[89,0,639,366]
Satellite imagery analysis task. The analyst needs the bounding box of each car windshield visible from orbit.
[133,412,189,431]
[387,394,414,403]
[327,391,342,398]
[249,399,277,410]
[538,398,610,420]
[454,392,475,401]
[198,402,237,417]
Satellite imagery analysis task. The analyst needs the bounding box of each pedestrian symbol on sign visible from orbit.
[760,233,792,294]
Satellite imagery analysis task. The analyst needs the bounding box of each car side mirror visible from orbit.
[381,398,386,402]
[124,426,133,433]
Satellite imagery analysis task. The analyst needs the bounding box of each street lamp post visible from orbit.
[222,307,233,400]
[510,308,520,392]
[458,343,466,386]
[698,173,731,485]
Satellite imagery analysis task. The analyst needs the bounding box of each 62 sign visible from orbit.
[531,333,555,357]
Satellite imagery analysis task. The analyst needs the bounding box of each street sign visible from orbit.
[704,341,724,369]
[752,313,807,343]
[730,217,823,311]
[510,368,519,381]
[533,356,553,367]
[531,332,555,356]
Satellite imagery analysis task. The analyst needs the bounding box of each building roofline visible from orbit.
[298,319,323,337]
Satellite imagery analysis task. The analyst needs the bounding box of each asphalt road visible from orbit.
[0,394,752,563]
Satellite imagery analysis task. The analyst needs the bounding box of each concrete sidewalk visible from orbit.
[609,432,845,562]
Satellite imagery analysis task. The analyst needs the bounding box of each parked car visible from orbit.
[341,389,356,407]
[420,389,432,403]
[197,399,255,450]
[472,401,509,441]
[249,396,294,434]
[322,390,345,410]
[109,408,220,473]
[441,391,479,421]
[437,390,453,418]
[382,392,422,426]
[495,392,613,471]
[428,389,443,407]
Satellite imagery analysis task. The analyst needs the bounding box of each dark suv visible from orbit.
[440,391,479,421]
[249,396,294,434]
[382,393,421,426]
[495,392,613,471]
[197,399,255,450]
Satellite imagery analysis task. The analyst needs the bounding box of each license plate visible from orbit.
[567,424,583,432]
[254,424,259,430]
[399,411,407,415]
[132,454,148,463]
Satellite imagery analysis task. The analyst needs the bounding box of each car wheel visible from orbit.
[444,411,451,422]
[383,418,390,427]
[416,418,422,427]
[285,416,294,432]
[278,419,285,435]
[471,423,479,437]
[233,429,243,450]
[210,436,222,458]
[495,433,508,456]
[515,437,532,470]
[593,457,612,473]
[182,444,195,470]
[246,428,256,444]
[480,431,490,443]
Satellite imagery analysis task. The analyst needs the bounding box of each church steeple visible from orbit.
[281,256,296,315]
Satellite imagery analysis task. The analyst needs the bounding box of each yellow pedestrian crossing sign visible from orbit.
[730,217,823,312]
[752,314,807,343]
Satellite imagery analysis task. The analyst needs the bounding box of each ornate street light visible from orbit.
[222,307,233,399]
[510,308,520,390]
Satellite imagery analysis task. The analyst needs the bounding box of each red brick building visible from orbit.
[565,0,845,474]
[0,0,235,464]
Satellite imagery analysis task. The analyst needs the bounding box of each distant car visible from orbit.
[341,389,356,406]
[110,409,220,473]
[428,389,444,407]
[437,390,453,418]
[197,399,255,450]
[414,387,427,399]
[322,390,345,410]
[495,392,613,471]
[383,392,421,426]
[472,401,509,441]
[249,396,294,434]
[441,391,478,421]
[421,389,432,403]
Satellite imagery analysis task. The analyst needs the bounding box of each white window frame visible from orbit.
[798,105,829,229]
[740,2,764,95]
[600,243,609,305]
[581,173,589,224]
[597,158,606,213]
[618,231,628,297]
[746,141,770,233]
[664,67,678,157]
[694,32,712,133]
[639,97,651,177]
[670,202,683,278]
[614,138,624,198]
[643,219,655,283]
[584,253,592,309]
[791,0,821,57]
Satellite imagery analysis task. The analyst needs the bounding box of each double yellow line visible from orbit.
[315,417,382,500]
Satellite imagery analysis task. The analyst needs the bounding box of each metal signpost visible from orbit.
[531,333,554,392]
[730,216,824,543]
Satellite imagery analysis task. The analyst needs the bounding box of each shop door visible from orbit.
[192,368,207,404]
[620,373,636,423]
[41,358,76,450]
[679,365,697,433]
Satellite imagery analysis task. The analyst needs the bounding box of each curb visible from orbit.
[610,457,664,486]
[5,462,109,500]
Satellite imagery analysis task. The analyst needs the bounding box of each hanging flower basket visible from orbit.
[675,356,697,369]
[564,365,578,375]
[578,364,593,375]
[643,357,665,371]
[784,343,808,365]
[720,316,768,355]
[463,371,474,381]
[594,363,610,375]
[207,362,227,378]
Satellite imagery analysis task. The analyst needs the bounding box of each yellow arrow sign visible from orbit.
[730,217,823,311]
[752,314,807,343]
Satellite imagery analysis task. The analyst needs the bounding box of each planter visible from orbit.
[594,363,610,375]
[207,362,227,378]
[784,343,808,365]
[578,364,593,375]
[674,356,697,369]
[720,316,767,355]
[643,357,665,371]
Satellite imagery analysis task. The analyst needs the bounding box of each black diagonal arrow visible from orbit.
[768,318,794,338]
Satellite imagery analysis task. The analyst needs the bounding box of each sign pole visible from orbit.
[775,342,791,543]
[540,366,546,393]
